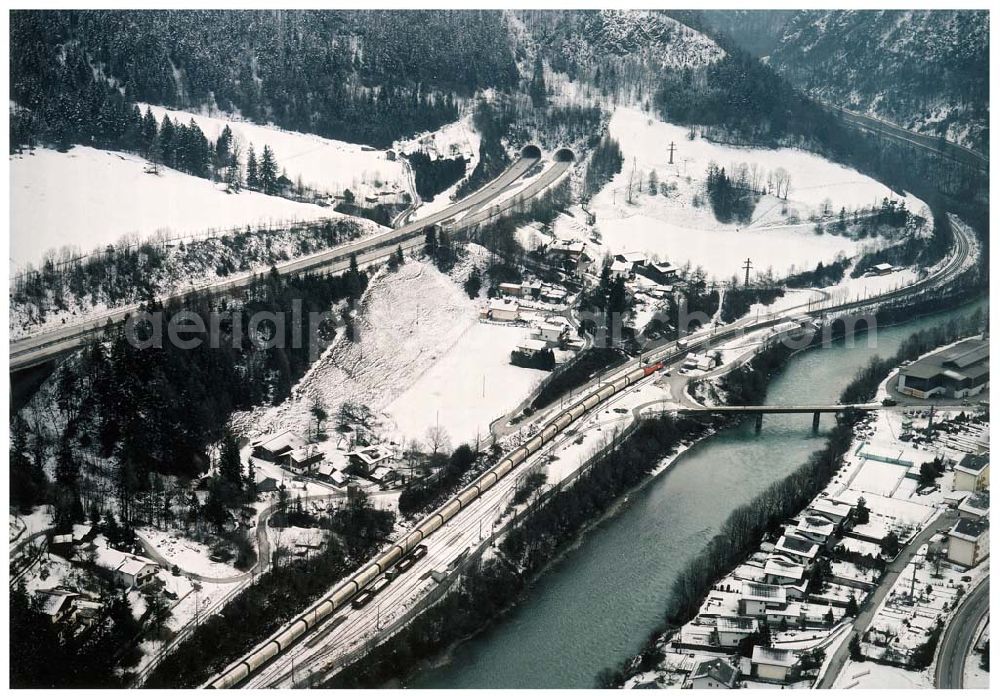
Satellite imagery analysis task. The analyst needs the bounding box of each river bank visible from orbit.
[409,297,986,689]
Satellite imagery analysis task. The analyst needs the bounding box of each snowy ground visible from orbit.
[10,146,339,271]
[142,104,410,200]
[235,259,554,452]
[832,660,934,689]
[580,107,929,281]
[136,527,243,580]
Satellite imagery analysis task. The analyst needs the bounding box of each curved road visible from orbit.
[10,151,550,371]
[936,577,990,688]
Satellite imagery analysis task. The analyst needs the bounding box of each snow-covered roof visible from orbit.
[36,590,76,616]
[809,497,853,520]
[775,535,820,559]
[691,658,738,686]
[950,518,987,542]
[370,465,395,481]
[519,339,549,353]
[256,430,307,455]
[609,259,631,273]
[751,646,797,668]
[958,491,989,517]
[617,251,647,264]
[716,616,757,633]
[764,558,805,580]
[741,581,786,604]
[489,298,519,312]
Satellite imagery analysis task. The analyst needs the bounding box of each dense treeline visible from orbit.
[719,286,785,323]
[704,163,757,223]
[10,10,520,150]
[10,264,368,524]
[456,99,514,198]
[144,494,394,688]
[510,348,557,371]
[583,136,623,199]
[10,582,142,687]
[529,347,626,412]
[851,210,952,278]
[717,339,797,406]
[397,445,479,517]
[12,218,364,324]
[785,259,849,288]
[406,152,467,201]
[329,414,709,688]
[650,33,987,208]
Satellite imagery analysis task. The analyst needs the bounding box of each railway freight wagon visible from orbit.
[207,360,664,689]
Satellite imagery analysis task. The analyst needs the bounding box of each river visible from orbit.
[410,300,986,689]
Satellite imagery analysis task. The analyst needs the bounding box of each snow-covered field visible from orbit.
[832,660,934,689]
[10,146,338,270]
[237,259,549,451]
[385,322,548,447]
[143,104,410,199]
[582,107,929,280]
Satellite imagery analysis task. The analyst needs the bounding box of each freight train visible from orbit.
[208,360,665,688]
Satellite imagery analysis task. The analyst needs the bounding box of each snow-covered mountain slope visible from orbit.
[142,104,411,199]
[10,146,341,270]
[706,10,989,153]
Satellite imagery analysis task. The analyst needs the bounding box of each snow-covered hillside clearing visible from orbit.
[10,146,340,271]
[235,257,549,450]
[142,103,410,200]
[579,107,929,280]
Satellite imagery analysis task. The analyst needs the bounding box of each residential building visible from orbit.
[285,446,324,472]
[640,262,680,285]
[808,497,853,526]
[689,658,739,689]
[873,262,894,275]
[763,557,806,585]
[348,445,395,475]
[609,259,632,280]
[487,298,520,322]
[739,582,787,616]
[256,476,280,494]
[516,339,550,358]
[954,453,989,492]
[897,338,989,399]
[535,322,567,345]
[369,465,398,485]
[715,616,758,648]
[789,515,836,547]
[614,251,647,269]
[548,239,586,262]
[498,282,523,297]
[97,547,159,589]
[773,535,820,563]
[35,589,77,624]
[947,518,989,567]
[958,491,989,520]
[751,647,797,682]
[253,431,307,461]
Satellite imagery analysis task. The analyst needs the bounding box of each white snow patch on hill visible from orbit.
[584,107,929,280]
[142,103,409,199]
[239,259,543,449]
[10,146,339,270]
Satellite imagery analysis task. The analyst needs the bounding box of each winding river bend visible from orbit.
[411,300,986,689]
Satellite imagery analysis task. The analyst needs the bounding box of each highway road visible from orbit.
[208,215,976,688]
[9,148,556,372]
[936,576,990,688]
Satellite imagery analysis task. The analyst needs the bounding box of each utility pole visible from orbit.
[668,141,676,165]
[742,258,753,287]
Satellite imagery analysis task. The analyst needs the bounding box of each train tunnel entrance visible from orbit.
[554,148,575,162]
[520,144,542,159]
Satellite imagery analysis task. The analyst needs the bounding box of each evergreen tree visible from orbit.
[246,145,259,190]
[529,54,548,108]
[259,145,278,194]
[218,429,242,486]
